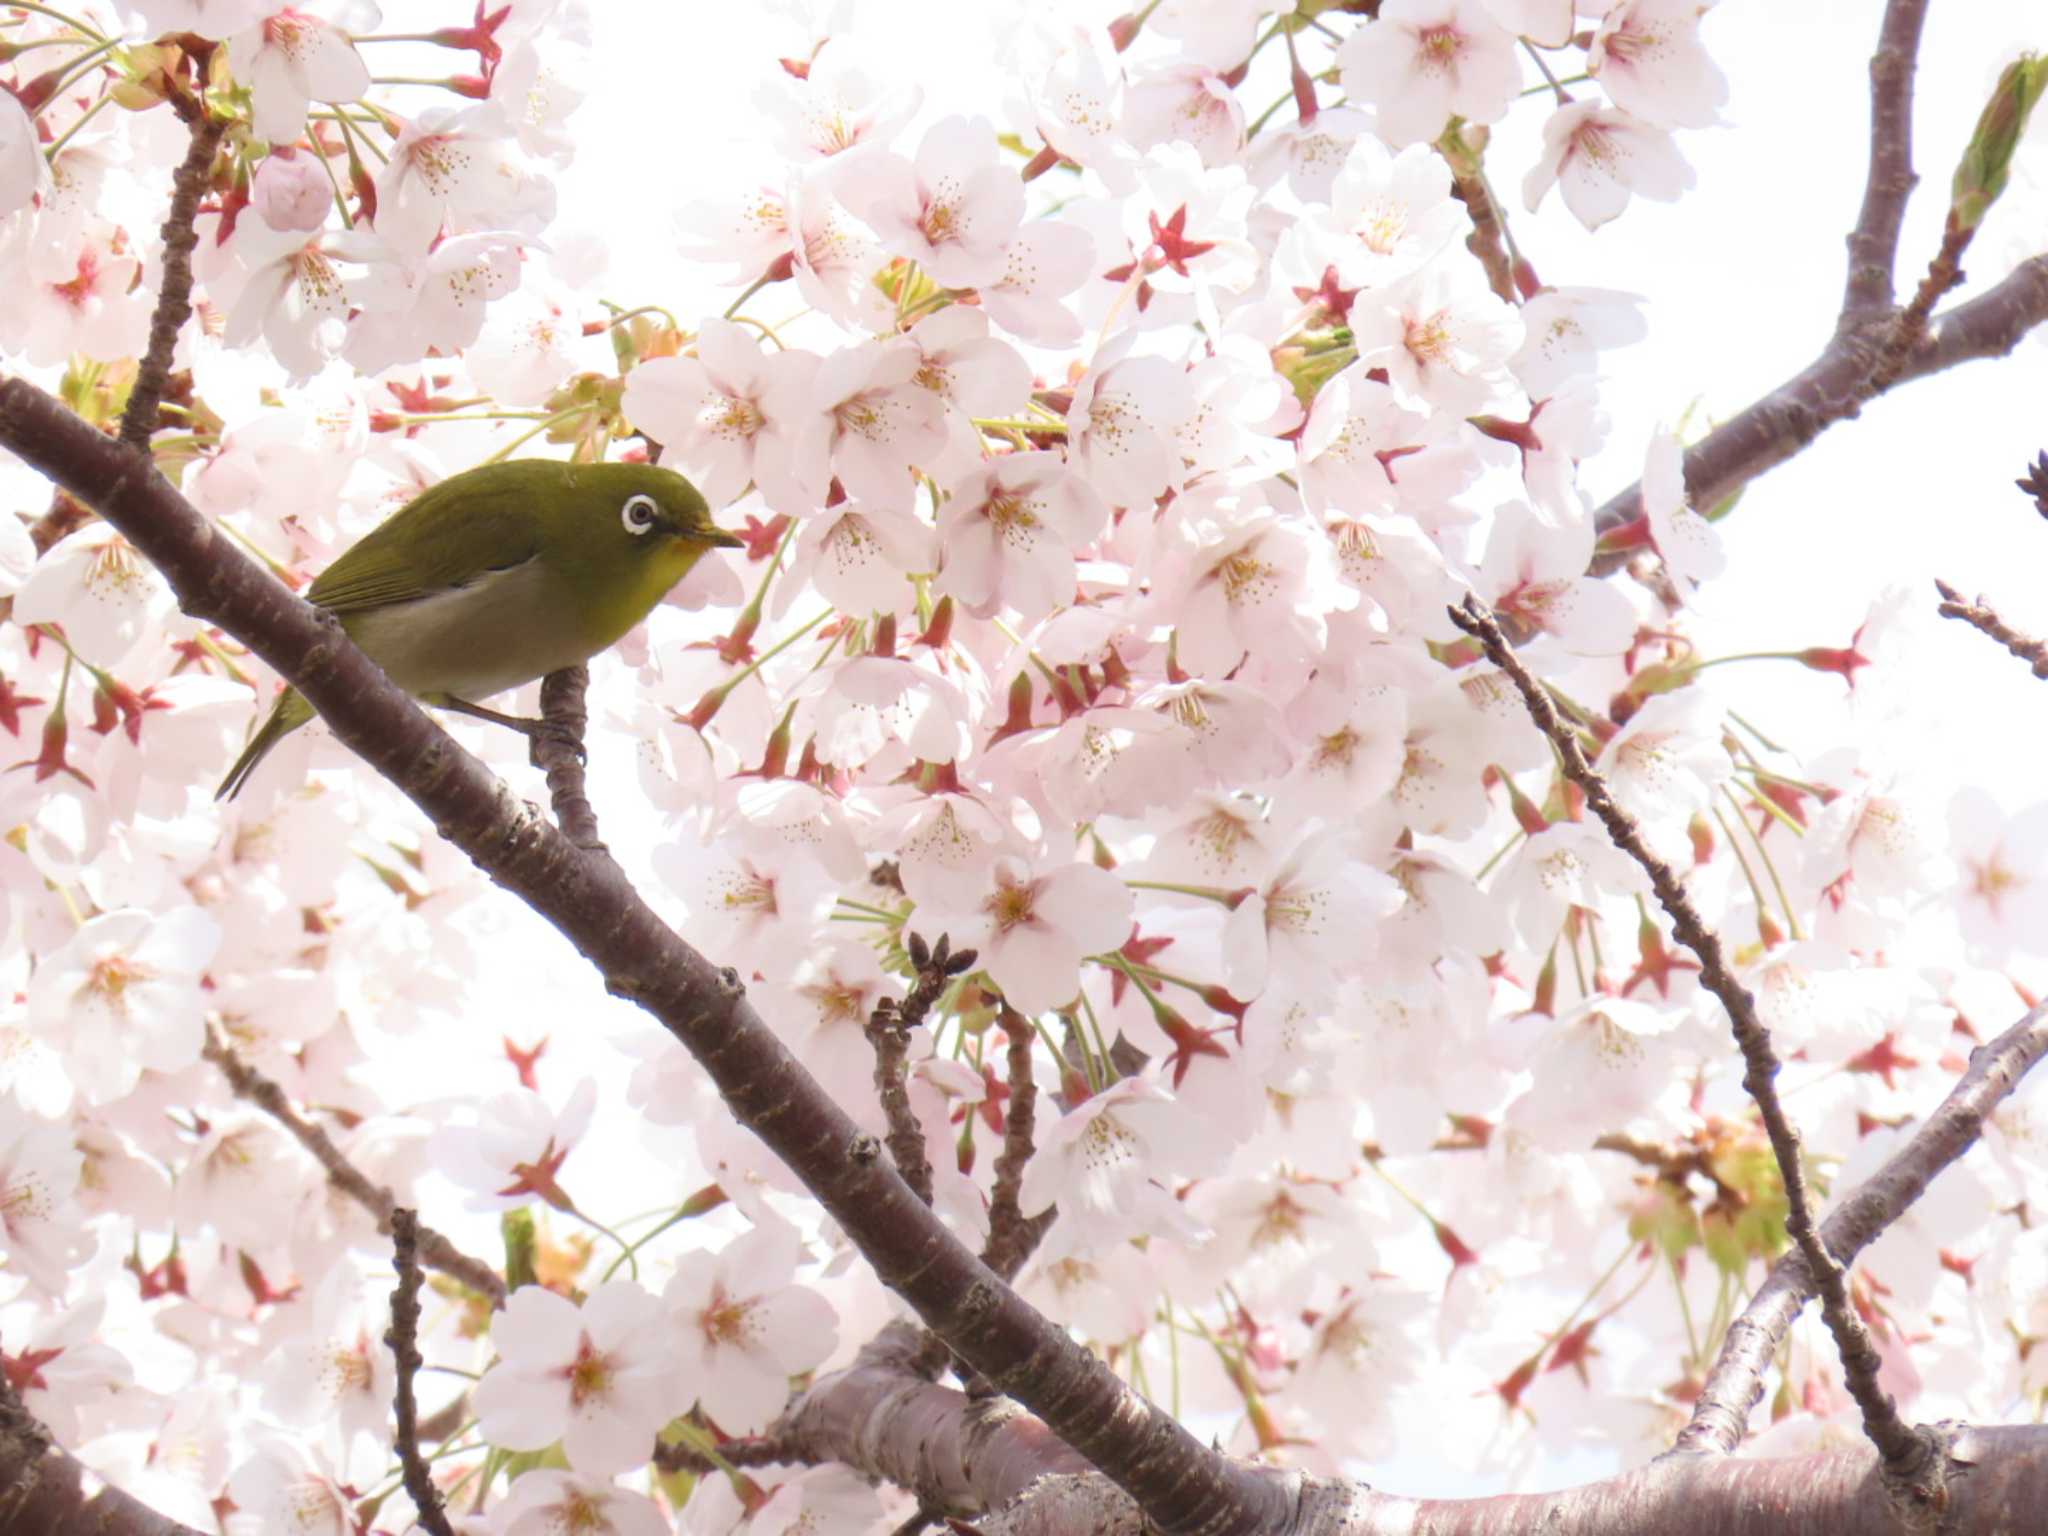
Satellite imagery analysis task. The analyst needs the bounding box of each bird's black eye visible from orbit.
[621,493,659,535]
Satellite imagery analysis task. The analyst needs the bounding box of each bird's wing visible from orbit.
[308,472,545,614]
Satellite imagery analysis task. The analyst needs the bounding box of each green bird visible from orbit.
[217,459,743,801]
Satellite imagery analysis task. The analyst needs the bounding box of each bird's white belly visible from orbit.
[344,560,594,702]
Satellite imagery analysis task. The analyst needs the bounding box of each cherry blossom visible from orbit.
[474,1280,686,1475]
[1222,826,1404,1000]
[1019,1074,1210,1252]
[227,10,373,146]
[1338,0,1521,148]
[1590,0,1729,130]
[1524,103,1696,231]
[0,1096,88,1292]
[0,89,47,221]
[839,115,1024,288]
[1640,430,1727,602]
[665,1221,837,1434]
[935,450,1107,621]
[226,1439,355,1536]
[498,1470,670,1536]
[426,1081,598,1212]
[623,319,824,509]
[24,907,220,1105]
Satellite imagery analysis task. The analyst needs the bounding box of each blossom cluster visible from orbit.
[1,0,2046,1533]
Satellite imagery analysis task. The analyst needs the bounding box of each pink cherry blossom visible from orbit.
[25,907,220,1105]
[11,524,176,672]
[474,1280,686,1475]
[1949,789,2048,960]
[783,497,935,614]
[227,10,372,145]
[980,220,1095,345]
[935,450,1107,622]
[1338,0,1521,148]
[0,89,47,221]
[665,1221,837,1434]
[813,337,951,509]
[1640,430,1727,602]
[623,320,824,509]
[1523,102,1695,231]
[1478,500,1638,654]
[1351,258,1522,414]
[758,41,921,164]
[1321,138,1470,290]
[344,231,525,374]
[840,115,1024,289]
[1019,1074,1210,1251]
[1508,287,1649,399]
[226,1439,354,1536]
[373,105,532,258]
[0,1096,88,1292]
[1124,63,1247,168]
[499,1470,670,1536]
[926,855,1132,1017]
[426,1081,598,1212]
[1065,343,1193,508]
[1222,828,1403,1000]
[1590,0,1729,129]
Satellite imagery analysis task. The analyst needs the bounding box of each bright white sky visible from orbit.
[360,0,2048,1500]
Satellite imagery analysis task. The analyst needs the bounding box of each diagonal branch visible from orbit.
[386,1209,456,1536]
[1447,596,1940,1501]
[0,376,1286,1536]
[202,1031,507,1306]
[1677,1000,2048,1457]
[1935,579,2048,679]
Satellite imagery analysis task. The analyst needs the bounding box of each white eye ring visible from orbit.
[621,493,659,535]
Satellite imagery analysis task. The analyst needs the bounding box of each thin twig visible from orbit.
[120,112,223,452]
[1677,1001,2048,1456]
[868,932,975,1208]
[981,1008,1055,1283]
[1934,579,2048,679]
[533,665,607,851]
[1446,595,1941,1497]
[386,1209,455,1536]
[203,1031,506,1305]
[1871,216,1973,391]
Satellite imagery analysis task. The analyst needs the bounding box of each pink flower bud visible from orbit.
[252,151,331,233]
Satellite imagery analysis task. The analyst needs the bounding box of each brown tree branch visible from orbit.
[0,377,1285,1536]
[1584,2,2048,577]
[1935,579,2048,679]
[385,1209,456,1536]
[1677,1000,2048,1457]
[0,1375,204,1536]
[1446,596,1939,1502]
[202,1030,507,1306]
[534,665,606,851]
[1841,0,1929,319]
[981,1008,1054,1283]
[120,112,222,453]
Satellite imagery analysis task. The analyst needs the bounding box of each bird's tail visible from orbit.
[216,689,315,801]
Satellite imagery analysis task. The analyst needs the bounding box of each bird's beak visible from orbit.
[708,528,746,549]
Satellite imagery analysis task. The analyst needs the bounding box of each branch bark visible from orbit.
[1587,1,2048,574]
[1677,1000,2048,1456]
[0,375,1286,1536]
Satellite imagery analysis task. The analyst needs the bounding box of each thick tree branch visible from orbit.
[0,378,1284,1536]
[1447,596,1938,1501]
[1584,3,2048,576]
[1678,1000,2048,1457]
[0,1375,204,1536]
[1841,0,1928,319]
[202,1030,508,1305]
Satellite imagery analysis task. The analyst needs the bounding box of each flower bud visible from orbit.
[1951,53,2048,231]
[252,150,331,233]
